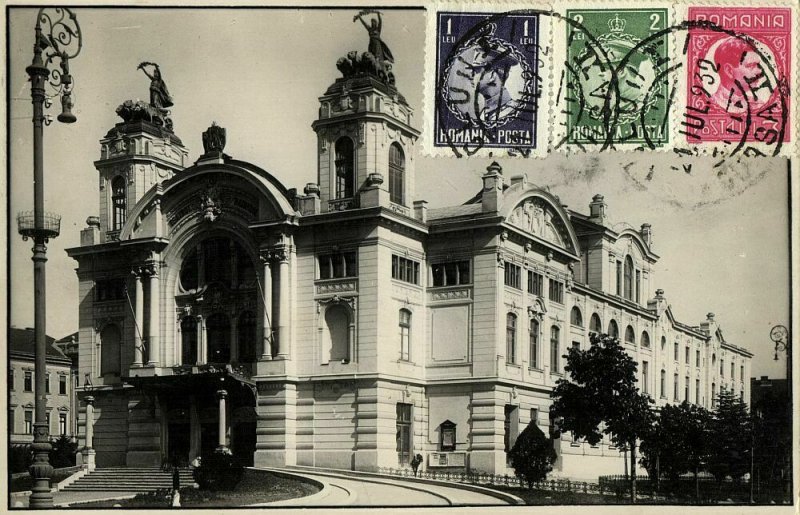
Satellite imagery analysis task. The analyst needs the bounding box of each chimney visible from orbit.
[589,194,607,225]
[699,311,717,336]
[413,200,428,223]
[647,288,667,315]
[482,161,504,213]
[296,183,321,215]
[641,223,653,248]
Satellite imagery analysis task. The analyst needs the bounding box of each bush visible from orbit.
[10,444,33,474]
[192,450,244,491]
[509,423,557,489]
[49,435,79,468]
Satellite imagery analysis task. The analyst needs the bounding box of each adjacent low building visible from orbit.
[8,327,75,444]
[65,20,752,479]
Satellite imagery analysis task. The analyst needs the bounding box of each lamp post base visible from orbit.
[80,448,96,471]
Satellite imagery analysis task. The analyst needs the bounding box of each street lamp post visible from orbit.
[16,7,82,508]
[769,325,791,501]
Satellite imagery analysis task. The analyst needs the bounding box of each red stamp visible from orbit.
[683,7,792,150]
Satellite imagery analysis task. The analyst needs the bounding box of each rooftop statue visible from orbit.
[337,10,396,85]
[137,62,173,111]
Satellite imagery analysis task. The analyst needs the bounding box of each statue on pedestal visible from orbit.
[137,62,173,110]
[355,10,394,66]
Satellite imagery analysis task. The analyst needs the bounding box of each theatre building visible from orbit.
[67,31,752,479]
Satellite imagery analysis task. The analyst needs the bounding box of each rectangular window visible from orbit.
[548,279,564,304]
[550,327,561,373]
[95,278,126,302]
[740,365,744,382]
[504,405,519,457]
[635,270,641,303]
[685,346,690,364]
[24,410,33,434]
[59,375,67,395]
[24,371,33,392]
[720,360,724,376]
[660,370,666,398]
[9,409,15,433]
[616,261,622,295]
[45,373,50,394]
[9,369,13,391]
[641,361,649,394]
[530,408,539,428]
[696,379,700,404]
[673,342,679,362]
[392,255,420,285]
[399,310,411,361]
[731,362,735,379]
[506,314,517,364]
[431,260,470,287]
[685,376,690,401]
[529,320,539,369]
[673,374,679,400]
[696,349,701,367]
[46,412,50,432]
[318,252,357,280]
[527,271,543,296]
[504,262,521,289]
[396,403,412,465]
[59,413,68,436]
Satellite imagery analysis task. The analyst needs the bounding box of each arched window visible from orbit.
[641,331,651,348]
[608,319,619,339]
[334,137,355,199]
[529,319,540,369]
[550,326,561,372]
[179,237,254,291]
[570,306,583,327]
[660,335,666,350]
[100,324,121,376]
[623,256,634,300]
[111,176,126,231]
[711,382,717,407]
[237,311,257,363]
[625,325,635,344]
[506,313,517,364]
[660,369,666,398]
[399,309,411,361]
[325,304,350,362]
[181,317,198,365]
[589,313,602,334]
[207,313,231,363]
[389,143,405,205]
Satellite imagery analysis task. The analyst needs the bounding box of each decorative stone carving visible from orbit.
[200,181,221,222]
[317,294,356,312]
[202,122,226,155]
[508,197,572,250]
[316,280,358,295]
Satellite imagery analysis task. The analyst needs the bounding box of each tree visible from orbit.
[640,402,712,500]
[509,422,557,488]
[551,333,654,503]
[708,388,751,482]
[49,434,79,469]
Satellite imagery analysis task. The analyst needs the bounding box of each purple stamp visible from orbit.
[430,11,549,156]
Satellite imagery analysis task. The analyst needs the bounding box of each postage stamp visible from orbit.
[426,8,553,157]
[681,6,793,156]
[560,7,672,149]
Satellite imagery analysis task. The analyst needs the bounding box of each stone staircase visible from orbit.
[62,467,196,492]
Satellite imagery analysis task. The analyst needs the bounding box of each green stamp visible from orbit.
[564,8,671,147]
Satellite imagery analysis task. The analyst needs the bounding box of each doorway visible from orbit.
[168,423,190,467]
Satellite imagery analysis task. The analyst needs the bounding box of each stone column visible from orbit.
[82,396,96,471]
[133,269,144,367]
[189,395,200,461]
[197,316,206,365]
[216,390,228,450]
[276,247,290,360]
[259,250,273,360]
[147,263,160,366]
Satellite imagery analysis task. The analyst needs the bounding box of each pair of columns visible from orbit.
[132,261,160,367]
[259,246,290,361]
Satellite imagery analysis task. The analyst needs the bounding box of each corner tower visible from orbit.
[94,71,188,243]
[310,11,420,215]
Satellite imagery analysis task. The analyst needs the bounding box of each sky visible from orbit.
[5,7,792,379]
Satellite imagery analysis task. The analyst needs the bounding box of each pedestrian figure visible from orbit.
[411,453,423,477]
[171,462,181,508]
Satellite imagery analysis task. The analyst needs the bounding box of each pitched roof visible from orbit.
[8,327,72,364]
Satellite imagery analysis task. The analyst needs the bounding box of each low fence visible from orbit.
[376,467,606,495]
[598,475,790,504]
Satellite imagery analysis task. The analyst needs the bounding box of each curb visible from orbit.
[286,465,525,505]
[56,493,139,508]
